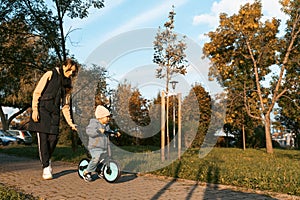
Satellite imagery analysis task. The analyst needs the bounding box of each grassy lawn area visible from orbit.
[152,148,300,196]
[0,145,299,196]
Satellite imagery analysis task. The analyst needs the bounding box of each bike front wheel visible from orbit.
[78,158,90,179]
[103,160,121,183]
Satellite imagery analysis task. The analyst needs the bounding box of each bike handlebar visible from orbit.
[104,130,120,138]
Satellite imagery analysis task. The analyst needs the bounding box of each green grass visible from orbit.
[152,148,300,196]
[0,144,88,163]
[1,145,300,196]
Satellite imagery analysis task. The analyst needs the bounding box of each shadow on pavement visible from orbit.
[116,172,138,183]
[150,160,182,200]
[71,171,138,183]
[150,178,177,200]
[53,169,77,179]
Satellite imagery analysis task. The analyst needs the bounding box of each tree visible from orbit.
[19,0,105,62]
[153,6,188,93]
[111,81,135,146]
[128,89,150,145]
[111,81,151,146]
[182,83,211,148]
[0,14,51,130]
[153,6,188,156]
[223,84,263,149]
[72,65,110,147]
[275,96,300,148]
[0,0,105,129]
[203,0,300,153]
[274,0,300,149]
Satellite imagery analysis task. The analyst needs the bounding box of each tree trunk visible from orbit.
[161,91,166,161]
[0,106,30,130]
[265,114,273,154]
[0,106,8,130]
[242,124,246,150]
[166,94,170,159]
[177,93,181,160]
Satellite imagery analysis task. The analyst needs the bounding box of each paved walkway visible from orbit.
[0,153,299,200]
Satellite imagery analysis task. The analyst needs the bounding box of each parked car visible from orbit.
[7,130,33,145]
[0,130,18,146]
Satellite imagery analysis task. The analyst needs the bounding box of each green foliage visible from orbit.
[112,81,136,145]
[57,111,81,150]
[0,184,37,200]
[0,9,52,129]
[182,83,211,148]
[0,145,39,159]
[0,144,87,163]
[129,90,150,128]
[273,0,300,149]
[60,0,105,19]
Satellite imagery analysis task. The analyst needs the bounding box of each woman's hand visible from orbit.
[70,124,78,131]
[32,110,39,122]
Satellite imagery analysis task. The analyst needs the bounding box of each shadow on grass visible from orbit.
[149,158,279,200]
[275,152,300,161]
[203,164,220,199]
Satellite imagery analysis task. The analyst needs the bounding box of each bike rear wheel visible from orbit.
[103,160,121,183]
[78,158,90,179]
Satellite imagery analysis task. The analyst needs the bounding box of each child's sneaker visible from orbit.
[83,171,92,182]
[98,171,103,179]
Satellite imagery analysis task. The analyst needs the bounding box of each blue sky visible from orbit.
[62,0,287,100]
[64,0,286,63]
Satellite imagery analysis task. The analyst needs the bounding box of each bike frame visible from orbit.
[78,130,121,183]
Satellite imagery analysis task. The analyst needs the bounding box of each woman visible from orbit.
[28,58,79,180]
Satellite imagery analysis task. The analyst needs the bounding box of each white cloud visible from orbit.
[260,0,288,35]
[193,0,253,27]
[261,0,285,19]
[193,13,217,27]
[193,0,287,41]
[193,0,285,28]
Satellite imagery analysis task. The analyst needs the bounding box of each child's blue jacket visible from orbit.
[86,118,110,150]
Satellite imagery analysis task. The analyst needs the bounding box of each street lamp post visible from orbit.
[170,81,178,148]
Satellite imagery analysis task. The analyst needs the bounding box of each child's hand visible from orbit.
[98,128,105,134]
[116,132,121,137]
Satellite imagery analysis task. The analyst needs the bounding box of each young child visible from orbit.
[83,105,119,182]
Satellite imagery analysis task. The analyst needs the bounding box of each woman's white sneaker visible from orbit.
[42,166,53,180]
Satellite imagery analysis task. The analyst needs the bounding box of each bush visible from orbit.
[0,184,37,200]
